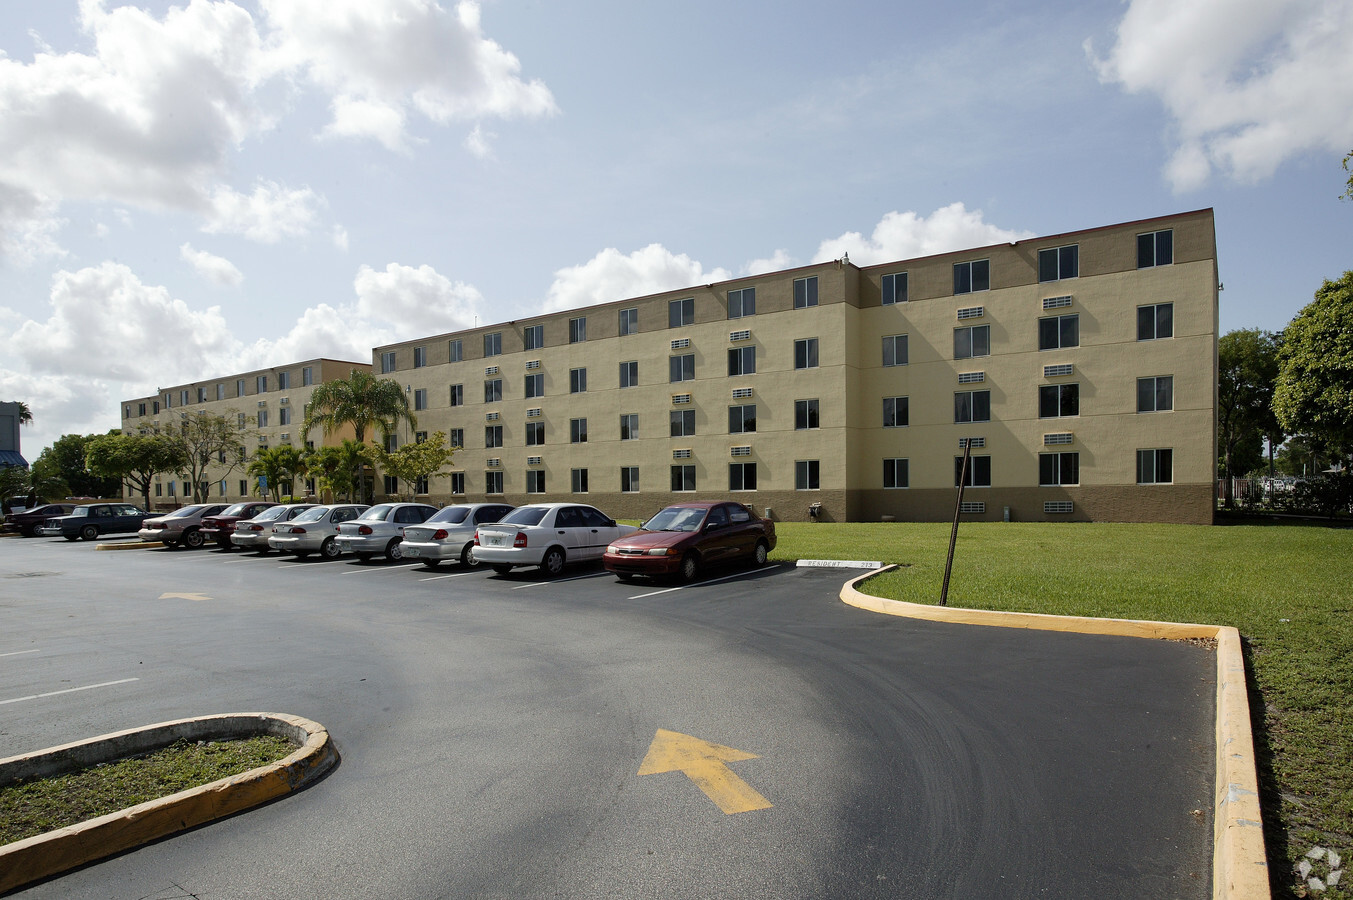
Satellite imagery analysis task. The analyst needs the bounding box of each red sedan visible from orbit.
[602,501,775,583]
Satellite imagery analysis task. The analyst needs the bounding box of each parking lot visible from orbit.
[1,535,1215,899]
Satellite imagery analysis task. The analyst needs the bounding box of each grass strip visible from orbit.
[772,520,1352,900]
[0,735,295,846]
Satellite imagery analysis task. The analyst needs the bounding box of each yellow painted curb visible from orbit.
[0,712,337,894]
[95,540,162,551]
[840,566,1270,900]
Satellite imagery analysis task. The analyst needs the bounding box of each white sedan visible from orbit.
[401,502,515,569]
[472,503,637,577]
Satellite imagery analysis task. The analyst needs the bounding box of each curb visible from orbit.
[0,712,337,895]
[96,540,162,551]
[839,566,1270,900]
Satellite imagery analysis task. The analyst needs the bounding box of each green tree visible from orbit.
[1273,271,1353,461]
[1343,149,1353,201]
[85,432,187,510]
[247,445,306,501]
[161,411,255,502]
[375,432,456,500]
[30,434,121,498]
[303,440,374,502]
[14,402,33,426]
[302,370,415,502]
[1217,329,1282,507]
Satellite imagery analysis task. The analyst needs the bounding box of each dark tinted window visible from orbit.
[430,506,472,525]
[501,506,550,527]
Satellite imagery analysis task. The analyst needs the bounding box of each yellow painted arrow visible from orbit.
[638,729,772,814]
[158,592,210,602]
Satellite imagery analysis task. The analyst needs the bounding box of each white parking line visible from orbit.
[419,571,478,582]
[628,566,779,600]
[0,649,41,658]
[0,678,140,706]
[278,560,348,569]
[511,570,613,589]
[341,563,423,576]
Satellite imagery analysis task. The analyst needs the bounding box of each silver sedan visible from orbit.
[400,503,515,569]
[268,504,369,559]
[232,503,317,553]
[334,503,437,562]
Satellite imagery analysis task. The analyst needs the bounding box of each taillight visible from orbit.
[289,526,306,534]
[358,525,373,535]
[513,531,528,548]
[432,529,448,540]
[472,532,480,546]
[248,524,263,531]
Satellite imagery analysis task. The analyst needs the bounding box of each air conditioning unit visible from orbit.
[257,400,267,408]
[673,449,692,459]
[527,408,542,418]
[732,387,753,399]
[486,412,500,421]
[486,458,501,467]
[527,456,543,466]
[1043,295,1073,309]
[671,338,691,349]
[730,446,751,457]
[526,359,541,369]
[279,398,289,405]
[957,306,985,320]
[485,365,499,375]
[959,437,986,449]
[671,393,692,405]
[729,330,751,342]
[1044,364,1074,378]
[957,372,985,384]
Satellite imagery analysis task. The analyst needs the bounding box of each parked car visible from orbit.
[334,502,437,562]
[473,503,637,577]
[34,503,150,541]
[268,504,369,559]
[4,502,81,537]
[200,501,279,549]
[602,501,775,583]
[232,503,317,553]
[400,503,515,569]
[137,504,229,549]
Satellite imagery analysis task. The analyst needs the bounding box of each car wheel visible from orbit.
[492,564,513,575]
[541,547,566,578]
[753,540,770,567]
[79,524,99,541]
[20,525,36,537]
[294,550,311,559]
[679,552,700,583]
[162,540,179,549]
[421,558,441,570]
[183,529,205,549]
[319,537,340,560]
[385,539,403,562]
[460,544,480,568]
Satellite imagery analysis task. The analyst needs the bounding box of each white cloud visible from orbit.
[353,262,486,337]
[203,180,322,242]
[464,123,495,159]
[261,0,558,151]
[742,250,795,277]
[180,242,244,286]
[544,245,733,313]
[1090,0,1353,190]
[812,204,1034,266]
[331,224,349,251]
[0,185,66,265]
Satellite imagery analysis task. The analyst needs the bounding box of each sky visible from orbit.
[2,0,1352,460]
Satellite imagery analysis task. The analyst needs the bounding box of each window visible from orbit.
[793,276,818,308]
[234,380,244,398]
[525,422,545,445]
[621,466,640,492]
[670,354,695,383]
[405,388,423,412]
[1137,449,1174,484]
[413,347,426,368]
[168,481,176,496]
[385,434,399,452]
[671,465,697,492]
[795,399,819,430]
[1137,376,1174,412]
[521,373,542,399]
[953,324,991,359]
[883,458,909,489]
[728,404,756,434]
[1039,384,1080,418]
[670,409,696,437]
[619,360,638,388]
[412,474,429,495]
[481,378,502,403]
[449,428,464,448]
[1138,230,1173,268]
[524,324,544,350]
[181,389,190,406]
[485,425,503,448]
[484,332,502,357]
[486,471,504,494]
[619,307,638,336]
[728,287,756,318]
[1039,314,1080,350]
[954,390,991,423]
[882,272,908,305]
[1039,452,1080,486]
[570,418,587,443]
[728,346,756,376]
[380,352,395,374]
[669,297,694,328]
[571,468,588,493]
[450,384,464,406]
[237,479,246,496]
[795,460,820,491]
[197,387,207,403]
[619,414,639,440]
[1038,245,1079,282]
[569,317,586,343]
[953,259,990,294]
[729,462,757,491]
[955,456,992,487]
[450,472,465,494]
[794,338,819,369]
[526,470,546,493]
[384,475,398,495]
[448,339,463,362]
[257,409,268,427]
[882,334,908,367]
[279,407,291,426]
[883,396,909,428]
[1138,303,1174,341]
[570,368,587,393]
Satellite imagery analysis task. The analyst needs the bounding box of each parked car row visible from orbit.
[17,498,777,582]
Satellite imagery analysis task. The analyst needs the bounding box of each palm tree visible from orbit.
[302,370,416,445]
[15,402,33,426]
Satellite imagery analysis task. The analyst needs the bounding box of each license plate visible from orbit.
[485,534,505,546]
[404,546,420,556]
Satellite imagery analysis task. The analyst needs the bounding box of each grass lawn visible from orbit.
[771,520,1352,900]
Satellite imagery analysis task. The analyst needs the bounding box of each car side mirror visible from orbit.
[606,519,616,527]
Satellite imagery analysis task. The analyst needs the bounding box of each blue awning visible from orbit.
[0,450,29,468]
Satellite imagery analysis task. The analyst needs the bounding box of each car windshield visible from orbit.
[357,505,395,522]
[293,507,330,524]
[428,506,472,524]
[165,505,206,519]
[220,503,254,517]
[253,505,291,522]
[499,506,549,527]
[642,507,708,533]
[70,507,92,517]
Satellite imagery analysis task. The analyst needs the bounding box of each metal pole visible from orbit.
[940,440,972,606]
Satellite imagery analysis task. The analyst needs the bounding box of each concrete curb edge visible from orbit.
[838,565,1270,900]
[0,712,337,895]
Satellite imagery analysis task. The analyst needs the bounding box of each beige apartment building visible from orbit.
[120,357,370,503]
[373,209,1218,524]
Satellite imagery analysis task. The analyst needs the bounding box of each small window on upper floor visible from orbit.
[523,324,544,351]
[728,287,756,319]
[448,339,463,362]
[881,272,907,305]
[1038,245,1078,282]
[1138,303,1174,341]
[669,297,694,328]
[1138,230,1173,268]
[484,332,502,357]
[278,372,291,389]
[793,276,818,309]
[302,367,313,386]
[569,317,586,343]
[380,352,396,374]
[1038,314,1079,350]
[953,259,990,294]
[619,307,638,336]
[413,347,426,368]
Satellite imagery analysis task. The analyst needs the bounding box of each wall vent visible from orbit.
[959,501,986,514]
[527,408,542,418]
[957,306,985,320]
[1044,364,1074,378]
[959,437,986,449]
[1044,501,1075,514]
[671,393,692,405]
[958,371,985,384]
[527,456,543,466]
[485,412,499,421]
[485,365,499,375]
[525,359,541,370]
[730,446,752,457]
[732,387,754,399]
[1043,295,1073,309]
[1044,432,1074,446]
[729,330,751,342]
[670,338,691,350]
[672,449,692,459]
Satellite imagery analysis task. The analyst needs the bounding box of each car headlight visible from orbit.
[606,545,619,554]
[647,547,673,556]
